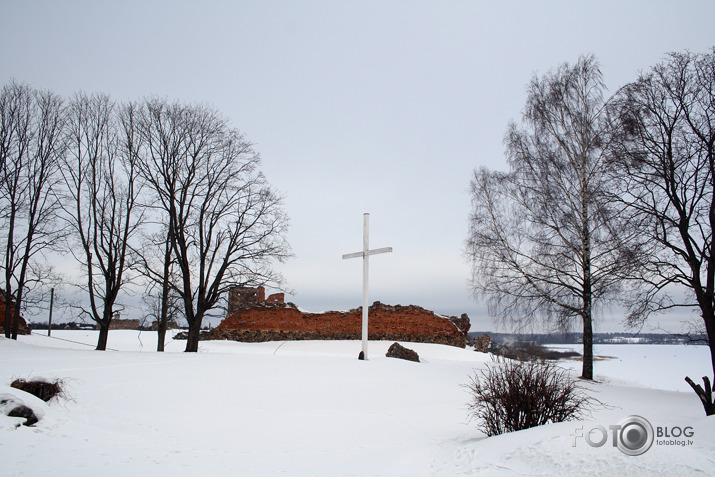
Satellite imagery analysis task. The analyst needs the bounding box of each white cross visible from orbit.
[342,213,392,360]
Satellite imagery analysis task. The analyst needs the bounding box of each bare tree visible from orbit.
[466,56,640,379]
[137,98,290,352]
[61,93,143,350]
[0,81,66,339]
[611,48,715,414]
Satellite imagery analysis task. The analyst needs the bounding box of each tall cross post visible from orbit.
[342,213,392,360]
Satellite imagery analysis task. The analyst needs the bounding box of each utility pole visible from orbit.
[48,287,54,336]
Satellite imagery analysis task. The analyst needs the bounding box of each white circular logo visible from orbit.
[616,415,654,456]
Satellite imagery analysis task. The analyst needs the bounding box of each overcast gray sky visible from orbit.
[2,0,714,332]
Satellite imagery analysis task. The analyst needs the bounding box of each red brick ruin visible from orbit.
[0,290,30,336]
[211,286,470,348]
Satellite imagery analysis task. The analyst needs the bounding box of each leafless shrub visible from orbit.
[491,341,580,362]
[465,358,592,437]
[11,377,66,402]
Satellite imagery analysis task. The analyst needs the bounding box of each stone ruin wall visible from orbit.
[210,286,469,348]
[109,318,141,330]
[228,286,285,315]
[151,319,180,331]
[0,292,30,335]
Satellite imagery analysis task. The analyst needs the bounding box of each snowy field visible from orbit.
[2,331,715,476]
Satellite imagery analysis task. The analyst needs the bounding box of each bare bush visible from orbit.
[491,341,581,362]
[11,377,66,402]
[465,359,592,437]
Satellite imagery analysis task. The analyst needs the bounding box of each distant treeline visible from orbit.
[28,322,210,331]
[30,322,99,331]
[468,331,708,345]
[29,322,153,331]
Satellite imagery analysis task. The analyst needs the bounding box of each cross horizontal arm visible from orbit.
[342,247,393,260]
[366,247,393,256]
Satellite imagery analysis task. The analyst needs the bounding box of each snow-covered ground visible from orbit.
[1,331,714,476]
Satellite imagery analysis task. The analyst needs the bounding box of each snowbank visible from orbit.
[1,331,713,476]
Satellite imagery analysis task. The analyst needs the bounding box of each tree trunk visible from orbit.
[10,298,22,340]
[10,283,25,340]
[580,148,593,381]
[581,312,594,380]
[685,376,715,415]
[581,276,594,380]
[706,316,715,386]
[580,238,594,380]
[3,288,12,339]
[157,323,167,352]
[96,323,109,351]
[185,322,200,352]
[186,315,203,353]
[158,227,172,353]
[687,311,715,415]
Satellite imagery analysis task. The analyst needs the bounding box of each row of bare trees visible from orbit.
[0,83,290,352]
[467,47,715,414]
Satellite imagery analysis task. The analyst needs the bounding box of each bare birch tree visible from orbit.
[61,93,143,350]
[137,98,290,352]
[467,56,640,379]
[0,81,66,339]
[610,48,715,414]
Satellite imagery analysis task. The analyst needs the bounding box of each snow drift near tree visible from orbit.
[1,331,714,476]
